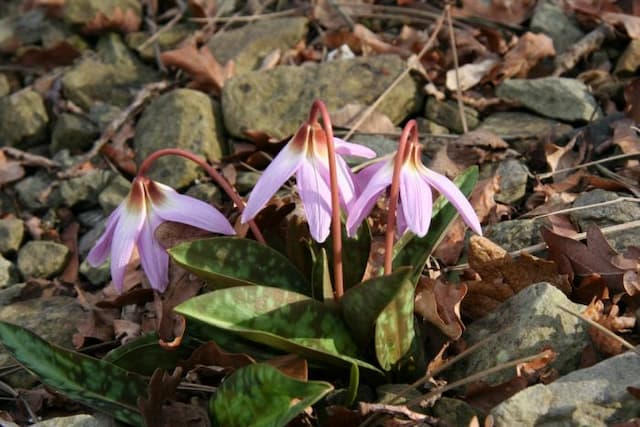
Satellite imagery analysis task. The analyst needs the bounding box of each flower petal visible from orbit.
[334,138,377,159]
[353,157,387,194]
[87,204,123,266]
[297,158,333,242]
[241,142,303,223]
[346,159,394,236]
[148,181,235,235]
[421,167,482,235]
[400,166,432,237]
[137,209,169,292]
[396,202,408,236]
[110,200,146,293]
[315,155,359,209]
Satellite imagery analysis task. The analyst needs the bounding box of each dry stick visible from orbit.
[340,2,472,30]
[446,5,468,134]
[536,152,640,180]
[137,148,266,245]
[556,305,640,356]
[138,2,187,51]
[327,0,355,30]
[189,8,304,23]
[310,101,345,300]
[553,23,614,77]
[531,197,640,220]
[58,81,170,179]
[445,219,640,272]
[344,10,446,141]
[383,121,415,275]
[406,351,551,407]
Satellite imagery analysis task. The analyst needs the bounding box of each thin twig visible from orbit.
[344,9,447,140]
[536,152,640,179]
[530,197,640,220]
[138,3,187,51]
[553,23,613,76]
[556,304,640,356]
[446,5,468,134]
[189,7,303,23]
[444,220,640,272]
[57,81,170,179]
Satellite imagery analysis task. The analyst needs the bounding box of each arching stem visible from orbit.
[309,100,344,300]
[383,120,417,275]
[138,148,266,244]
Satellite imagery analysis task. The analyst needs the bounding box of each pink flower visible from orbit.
[347,141,482,238]
[87,177,235,293]
[241,121,376,242]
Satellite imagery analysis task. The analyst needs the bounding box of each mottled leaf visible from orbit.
[393,166,478,277]
[340,268,413,348]
[375,277,418,372]
[324,221,372,290]
[0,321,145,426]
[103,333,199,376]
[168,237,309,294]
[311,247,334,303]
[175,286,381,374]
[210,363,333,427]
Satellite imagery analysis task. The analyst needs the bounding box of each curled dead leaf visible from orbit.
[82,7,141,34]
[415,277,467,340]
[490,32,555,83]
[583,299,636,356]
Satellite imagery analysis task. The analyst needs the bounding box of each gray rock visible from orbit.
[478,112,573,142]
[424,98,479,134]
[126,23,195,60]
[0,282,27,307]
[80,258,110,286]
[208,17,308,74]
[235,172,261,194]
[77,209,105,228]
[0,296,85,388]
[493,159,529,204]
[496,78,602,122]
[485,218,545,252]
[614,39,640,76]
[432,397,477,427]
[570,189,640,251]
[79,219,106,258]
[350,134,399,159]
[14,171,52,211]
[222,55,423,140]
[0,255,19,288]
[88,102,123,131]
[0,88,49,147]
[50,113,99,154]
[185,182,222,205]
[62,34,157,110]
[0,73,10,97]
[491,348,640,426]
[416,118,450,135]
[63,0,141,31]
[135,89,226,189]
[530,2,584,53]
[50,169,115,208]
[17,241,70,279]
[447,283,588,385]
[98,173,131,214]
[0,218,24,255]
[34,413,120,427]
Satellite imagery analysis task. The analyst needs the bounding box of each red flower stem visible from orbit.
[138,148,266,245]
[383,120,417,275]
[310,100,344,300]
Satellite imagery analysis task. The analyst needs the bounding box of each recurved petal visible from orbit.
[87,204,123,266]
[110,200,146,293]
[148,181,235,235]
[334,138,377,158]
[346,159,394,236]
[297,158,333,242]
[421,167,482,235]
[400,166,432,237]
[137,209,170,292]
[396,202,408,236]
[241,142,303,223]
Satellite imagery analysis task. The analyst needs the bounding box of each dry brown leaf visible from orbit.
[451,0,536,25]
[330,103,397,134]
[59,221,79,284]
[161,41,235,94]
[466,377,528,415]
[312,0,372,30]
[83,6,141,34]
[583,299,636,356]
[602,12,640,38]
[113,319,141,344]
[429,130,508,177]
[446,56,499,91]
[0,151,25,186]
[266,354,308,381]
[72,308,117,348]
[188,0,216,18]
[352,24,412,57]
[624,78,640,122]
[16,40,81,69]
[461,236,571,319]
[179,341,255,375]
[490,32,555,83]
[415,277,467,340]
[544,135,587,182]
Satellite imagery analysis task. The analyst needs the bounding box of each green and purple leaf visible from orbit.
[168,237,309,294]
[0,321,146,426]
[210,363,333,427]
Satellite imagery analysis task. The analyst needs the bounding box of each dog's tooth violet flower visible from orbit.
[347,139,482,238]
[241,119,375,243]
[87,177,235,293]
